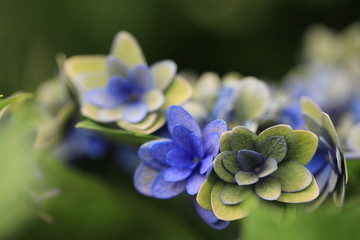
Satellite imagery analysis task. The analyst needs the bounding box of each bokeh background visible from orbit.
[1,0,360,239]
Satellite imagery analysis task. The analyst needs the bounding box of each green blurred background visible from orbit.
[1,0,360,239]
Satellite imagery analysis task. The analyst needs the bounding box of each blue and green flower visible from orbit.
[64,31,192,134]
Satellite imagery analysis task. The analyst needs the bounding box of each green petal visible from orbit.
[220,131,231,152]
[302,113,324,137]
[300,97,322,124]
[259,136,287,163]
[144,89,165,112]
[98,107,124,122]
[117,112,166,134]
[81,103,101,121]
[277,176,319,203]
[117,113,157,131]
[321,112,340,146]
[286,130,318,165]
[235,170,259,185]
[196,172,217,210]
[151,60,177,90]
[64,55,106,82]
[258,158,278,178]
[254,178,281,200]
[333,177,346,208]
[213,152,236,183]
[234,77,270,121]
[222,151,241,174]
[221,184,252,205]
[110,31,145,67]
[230,126,257,151]
[211,181,249,221]
[256,125,295,153]
[273,161,312,192]
[163,75,192,109]
[74,73,108,93]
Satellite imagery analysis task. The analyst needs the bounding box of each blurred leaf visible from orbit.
[76,119,160,144]
[242,197,360,240]
[0,92,33,110]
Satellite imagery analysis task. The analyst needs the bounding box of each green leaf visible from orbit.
[213,152,236,183]
[110,31,145,67]
[221,184,252,205]
[220,131,231,152]
[277,176,319,203]
[222,151,241,174]
[321,112,340,146]
[300,96,322,124]
[235,170,259,185]
[273,161,313,193]
[211,181,249,221]
[0,92,33,110]
[286,130,318,165]
[163,75,192,109]
[256,124,295,152]
[254,178,281,200]
[76,119,159,144]
[234,77,270,121]
[259,136,287,163]
[196,172,218,210]
[230,126,257,151]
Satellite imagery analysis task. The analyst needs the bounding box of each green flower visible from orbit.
[64,31,192,134]
[196,124,319,221]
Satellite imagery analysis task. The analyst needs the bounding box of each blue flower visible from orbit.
[301,97,348,208]
[134,105,227,198]
[64,31,192,134]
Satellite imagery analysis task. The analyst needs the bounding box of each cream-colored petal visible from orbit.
[151,60,177,90]
[110,31,145,68]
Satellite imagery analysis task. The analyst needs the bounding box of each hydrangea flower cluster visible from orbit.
[5,25,359,234]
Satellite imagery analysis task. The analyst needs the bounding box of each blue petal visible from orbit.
[203,132,220,157]
[107,76,133,100]
[190,134,204,159]
[314,164,332,193]
[202,119,227,141]
[127,64,153,92]
[123,101,148,123]
[86,88,122,108]
[139,140,170,170]
[186,173,206,195]
[163,167,193,182]
[167,148,194,168]
[150,139,175,165]
[306,150,327,175]
[133,163,160,197]
[194,199,230,230]
[106,56,128,78]
[151,171,186,199]
[199,155,214,174]
[167,105,201,137]
[172,124,193,151]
